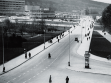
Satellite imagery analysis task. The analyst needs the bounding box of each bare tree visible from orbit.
[19,23,26,37]
[39,18,47,33]
[3,19,11,37]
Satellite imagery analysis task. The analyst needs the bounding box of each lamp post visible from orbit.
[81,25,82,43]
[85,19,87,37]
[68,29,70,66]
[44,29,45,49]
[2,26,5,72]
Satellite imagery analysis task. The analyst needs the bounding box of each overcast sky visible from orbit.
[92,0,111,4]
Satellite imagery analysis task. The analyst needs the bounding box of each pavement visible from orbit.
[1,19,111,76]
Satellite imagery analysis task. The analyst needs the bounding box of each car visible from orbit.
[75,37,78,41]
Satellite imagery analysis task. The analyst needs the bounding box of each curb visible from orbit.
[68,67,111,76]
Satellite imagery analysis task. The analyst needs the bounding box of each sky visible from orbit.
[92,0,111,4]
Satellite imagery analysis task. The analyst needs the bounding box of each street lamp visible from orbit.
[68,29,70,66]
[85,20,87,37]
[44,29,45,49]
[81,26,82,43]
[2,26,5,72]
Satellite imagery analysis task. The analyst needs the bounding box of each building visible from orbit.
[25,5,55,19]
[41,8,55,19]
[25,5,42,18]
[0,0,25,16]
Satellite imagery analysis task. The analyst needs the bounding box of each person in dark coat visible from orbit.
[29,52,31,58]
[66,76,69,83]
[49,75,52,83]
[3,67,5,72]
[48,53,51,59]
[58,39,59,42]
[25,52,27,59]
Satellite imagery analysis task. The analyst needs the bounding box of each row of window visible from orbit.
[0,3,25,5]
[0,0,25,3]
[0,11,23,14]
[0,6,24,8]
[0,9,24,11]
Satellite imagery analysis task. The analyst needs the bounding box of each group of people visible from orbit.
[24,49,51,59]
[25,52,31,59]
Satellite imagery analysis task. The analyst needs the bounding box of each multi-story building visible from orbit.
[25,6,55,19]
[41,8,55,19]
[0,0,25,16]
[25,5,42,18]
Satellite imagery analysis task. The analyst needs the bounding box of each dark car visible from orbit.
[75,37,78,41]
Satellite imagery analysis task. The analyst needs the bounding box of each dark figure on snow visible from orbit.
[25,53,27,59]
[66,76,69,83]
[3,67,5,72]
[49,75,52,83]
[48,53,51,59]
[58,39,59,42]
[29,52,31,58]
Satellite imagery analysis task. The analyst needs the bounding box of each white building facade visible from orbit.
[0,0,25,16]
[25,5,42,18]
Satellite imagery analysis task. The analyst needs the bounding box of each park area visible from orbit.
[90,24,111,59]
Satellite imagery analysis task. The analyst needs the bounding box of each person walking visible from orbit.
[25,52,27,59]
[48,53,51,59]
[66,76,69,83]
[29,52,31,58]
[3,67,5,72]
[49,75,52,83]
[58,39,59,42]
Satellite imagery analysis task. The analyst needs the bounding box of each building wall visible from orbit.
[41,8,55,19]
[25,6,55,19]
[25,5,42,18]
[0,0,25,16]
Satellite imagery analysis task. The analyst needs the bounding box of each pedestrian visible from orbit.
[66,76,69,83]
[29,52,31,58]
[49,75,52,83]
[87,37,88,40]
[3,67,5,72]
[25,52,27,59]
[48,53,51,59]
[56,36,58,39]
[58,39,59,42]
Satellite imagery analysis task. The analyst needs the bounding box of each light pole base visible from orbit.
[68,62,70,66]
[85,64,91,69]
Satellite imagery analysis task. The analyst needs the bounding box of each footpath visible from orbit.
[0,24,74,75]
[68,23,111,75]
